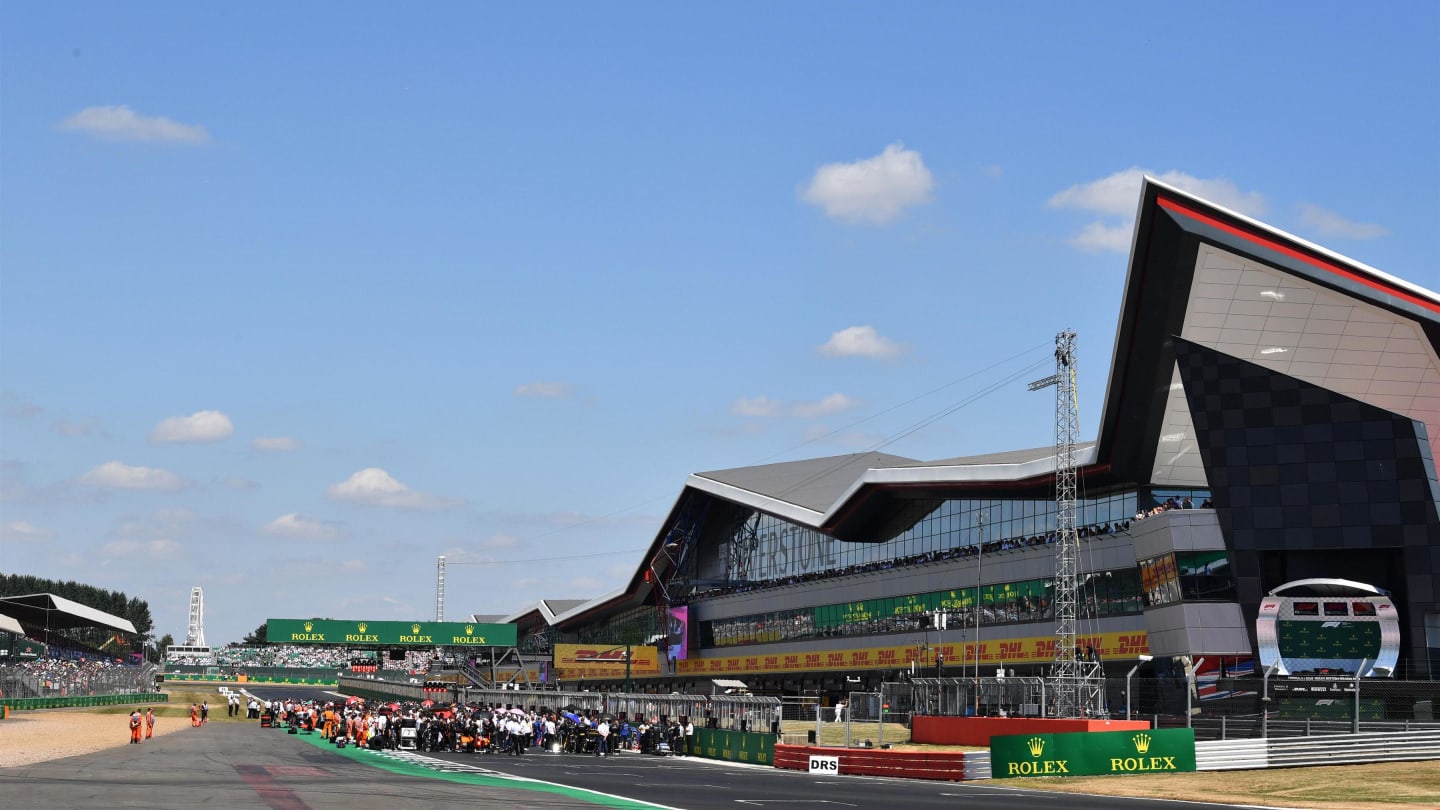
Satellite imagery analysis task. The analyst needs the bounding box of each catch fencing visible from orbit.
[0,663,154,700]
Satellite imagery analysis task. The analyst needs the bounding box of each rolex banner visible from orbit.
[991,728,1196,778]
[266,619,517,647]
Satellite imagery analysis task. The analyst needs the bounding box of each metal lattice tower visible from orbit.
[1030,331,1104,717]
[435,555,446,622]
[185,587,205,647]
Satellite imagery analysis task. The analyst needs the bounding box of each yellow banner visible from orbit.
[553,643,661,679]
[677,631,1149,676]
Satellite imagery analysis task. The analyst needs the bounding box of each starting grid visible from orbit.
[365,748,518,777]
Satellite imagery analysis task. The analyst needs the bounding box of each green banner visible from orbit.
[992,728,1195,778]
[693,728,773,765]
[266,618,517,647]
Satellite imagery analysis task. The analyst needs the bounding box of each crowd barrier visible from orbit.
[693,728,775,765]
[165,668,336,680]
[2,692,169,713]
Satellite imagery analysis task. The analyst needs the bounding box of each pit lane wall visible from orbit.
[2,692,169,713]
[692,728,774,765]
[773,744,970,780]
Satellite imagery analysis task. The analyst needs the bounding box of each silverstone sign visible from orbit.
[266,619,517,647]
[991,728,1196,778]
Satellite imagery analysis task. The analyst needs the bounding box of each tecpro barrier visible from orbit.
[693,728,774,765]
[772,744,970,781]
[991,728,1196,778]
[164,674,338,686]
[3,692,170,712]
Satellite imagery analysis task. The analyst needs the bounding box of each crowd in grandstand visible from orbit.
[0,654,140,698]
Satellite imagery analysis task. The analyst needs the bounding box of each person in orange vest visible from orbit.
[190,703,199,727]
[129,709,143,744]
[145,707,156,740]
[322,705,336,740]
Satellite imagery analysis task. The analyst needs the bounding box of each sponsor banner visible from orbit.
[677,630,1149,676]
[992,728,1196,778]
[668,606,689,662]
[553,643,661,679]
[266,619,517,647]
[694,728,774,765]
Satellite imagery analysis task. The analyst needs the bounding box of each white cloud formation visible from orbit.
[341,559,367,572]
[52,418,95,437]
[150,410,234,444]
[792,393,862,418]
[59,105,210,144]
[1048,168,1268,253]
[100,538,185,560]
[514,382,573,398]
[219,476,261,492]
[252,436,302,452]
[801,143,935,225]
[818,325,906,358]
[326,467,458,509]
[1,520,55,542]
[730,396,783,418]
[79,461,188,491]
[482,534,520,549]
[1297,203,1390,240]
[262,512,342,541]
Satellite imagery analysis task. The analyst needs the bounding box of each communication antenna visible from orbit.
[185,587,205,648]
[1028,330,1103,717]
[436,555,446,622]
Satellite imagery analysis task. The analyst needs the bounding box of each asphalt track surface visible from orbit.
[0,685,1277,810]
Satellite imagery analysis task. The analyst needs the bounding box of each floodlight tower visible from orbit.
[185,587,205,648]
[1029,330,1104,717]
[436,555,447,622]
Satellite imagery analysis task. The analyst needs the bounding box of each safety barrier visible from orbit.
[693,728,774,765]
[773,744,970,781]
[165,668,336,680]
[3,692,169,712]
[1195,730,1440,771]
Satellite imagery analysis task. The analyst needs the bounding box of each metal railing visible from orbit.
[1196,730,1440,770]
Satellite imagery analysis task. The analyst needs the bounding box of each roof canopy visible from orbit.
[0,593,138,634]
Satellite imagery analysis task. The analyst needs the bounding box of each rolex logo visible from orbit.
[357,623,367,633]
[465,624,475,635]
[1132,733,1152,754]
[1027,736,1046,757]
[412,624,422,634]
[304,621,313,632]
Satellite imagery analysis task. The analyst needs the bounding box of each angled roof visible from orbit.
[0,593,137,634]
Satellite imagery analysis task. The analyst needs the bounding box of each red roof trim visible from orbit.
[1157,196,1440,315]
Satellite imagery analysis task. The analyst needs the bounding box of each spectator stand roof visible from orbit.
[0,613,23,635]
[0,593,138,635]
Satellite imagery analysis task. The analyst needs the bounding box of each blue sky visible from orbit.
[2,3,1437,646]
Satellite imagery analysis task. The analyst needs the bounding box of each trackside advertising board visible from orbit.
[991,728,1196,778]
[266,619,517,647]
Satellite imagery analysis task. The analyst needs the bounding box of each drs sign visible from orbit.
[808,755,839,774]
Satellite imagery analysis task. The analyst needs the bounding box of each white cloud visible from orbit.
[219,476,261,492]
[1,520,55,542]
[263,513,342,541]
[79,460,189,491]
[341,559,367,572]
[1297,203,1390,240]
[514,382,573,398]
[1048,168,1268,253]
[1067,221,1134,253]
[100,538,184,560]
[2,393,42,418]
[730,396,783,418]
[252,436,302,452]
[59,105,210,144]
[150,410,234,444]
[801,143,935,225]
[980,164,1004,178]
[326,467,458,509]
[482,534,520,549]
[818,325,905,358]
[792,393,862,418]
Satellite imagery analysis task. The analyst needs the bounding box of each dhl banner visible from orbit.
[553,643,661,680]
[677,631,1149,676]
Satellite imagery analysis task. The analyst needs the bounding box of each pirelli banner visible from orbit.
[992,728,1196,778]
[677,630,1149,676]
[266,619,517,648]
[552,643,661,680]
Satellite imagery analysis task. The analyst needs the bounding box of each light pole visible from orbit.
[973,510,986,717]
[1261,661,1280,738]
[935,611,947,716]
[1125,654,1153,721]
